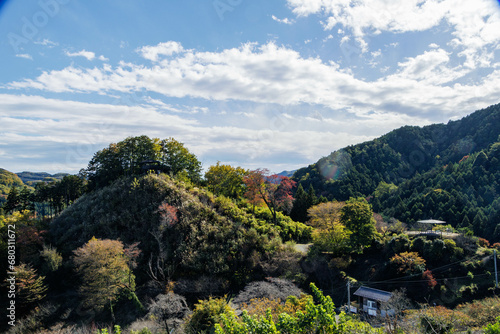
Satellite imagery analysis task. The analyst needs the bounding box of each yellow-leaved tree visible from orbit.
[73,237,138,315]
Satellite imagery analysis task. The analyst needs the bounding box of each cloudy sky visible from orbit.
[1,0,500,174]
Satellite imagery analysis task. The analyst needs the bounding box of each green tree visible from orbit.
[205,162,248,198]
[19,186,35,212]
[290,183,308,222]
[83,136,202,189]
[58,175,86,206]
[4,185,20,213]
[340,197,377,253]
[309,201,350,255]
[73,237,136,313]
[159,137,202,183]
[307,184,318,208]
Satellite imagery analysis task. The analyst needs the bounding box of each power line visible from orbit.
[358,254,482,286]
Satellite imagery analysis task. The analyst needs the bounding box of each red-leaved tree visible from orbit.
[243,169,296,224]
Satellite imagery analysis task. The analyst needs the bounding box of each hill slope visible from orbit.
[0,168,24,203]
[293,103,499,200]
[51,174,311,287]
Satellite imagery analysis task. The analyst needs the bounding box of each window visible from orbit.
[367,300,377,309]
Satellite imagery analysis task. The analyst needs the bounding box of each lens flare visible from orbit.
[318,150,353,180]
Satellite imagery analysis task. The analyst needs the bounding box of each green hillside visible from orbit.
[0,168,24,204]
[375,143,500,240]
[51,173,311,287]
[294,104,499,199]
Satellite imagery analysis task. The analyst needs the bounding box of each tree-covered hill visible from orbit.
[374,142,500,240]
[50,173,311,290]
[0,168,24,204]
[293,103,499,201]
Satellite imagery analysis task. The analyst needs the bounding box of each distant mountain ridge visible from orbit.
[16,171,68,185]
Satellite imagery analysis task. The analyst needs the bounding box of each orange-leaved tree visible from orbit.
[243,169,296,223]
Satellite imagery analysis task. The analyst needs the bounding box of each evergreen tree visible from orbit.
[290,183,308,222]
[307,184,318,207]
[19,186,35,212]
[5,185,20,213]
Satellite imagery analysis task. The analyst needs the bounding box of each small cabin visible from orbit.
[353,286,393,317]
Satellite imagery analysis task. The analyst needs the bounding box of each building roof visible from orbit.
[417,219,446,224]
[353,286,392,302]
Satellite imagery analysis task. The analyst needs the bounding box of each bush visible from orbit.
[417,306,469,334]
[40,244,63,273]
[214,283,383,334]
[147,292,190,333]
[184,296,232,334]
[484,316,500,334]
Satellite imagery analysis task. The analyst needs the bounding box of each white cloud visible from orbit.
[16,54,33,60]
[137,41,184,62]
[8,41,500,120]
[65,49,96,61]
[271,15,294,24]
[392,48,467,84]
[0,93,386,173]
[34,39,59,47]
[287,0,500,68]
[98,55,109,61]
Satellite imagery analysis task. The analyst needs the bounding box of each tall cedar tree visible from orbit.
[290,183,308,222]
[290,184,319,222]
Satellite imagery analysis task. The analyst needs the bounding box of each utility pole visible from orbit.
[347,281,351,314]
[495,249,498,289]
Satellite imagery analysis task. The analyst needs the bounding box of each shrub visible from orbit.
[390,252,426,275]
[184,296,232,334]
[40,244,63,273]
[484,316,500,334]
[232,278,302,307]
[147,292,190,333]
[417,306,469,334]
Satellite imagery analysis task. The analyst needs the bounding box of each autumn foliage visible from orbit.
[73,237,137,311]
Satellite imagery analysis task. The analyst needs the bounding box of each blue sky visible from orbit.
[1,0,500,174]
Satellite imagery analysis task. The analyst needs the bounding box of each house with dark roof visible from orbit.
[353,286,393,317]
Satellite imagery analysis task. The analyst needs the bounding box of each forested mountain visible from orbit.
[293,103,500,238]
[374,144,500,240]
